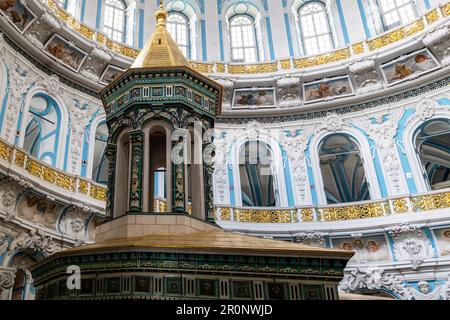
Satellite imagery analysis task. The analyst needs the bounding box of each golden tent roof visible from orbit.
[131,1,191,69]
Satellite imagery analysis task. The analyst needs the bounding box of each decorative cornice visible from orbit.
[217,76,450,123]
[2,34,99,98]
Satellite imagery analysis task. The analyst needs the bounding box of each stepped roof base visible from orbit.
[30,214,353,300]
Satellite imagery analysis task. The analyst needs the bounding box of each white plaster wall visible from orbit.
[341,0,367,43]
[267,0,291,59]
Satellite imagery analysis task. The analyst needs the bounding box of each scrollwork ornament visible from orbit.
[416,99,438,121]
[0,270,14,291]
[386,223,433,269]
[355,110,404,194]
[404,280,450,300]
[339,267,407,297]
[0,233,8,256]
[293,231,325,247]
[320,113,344,132]
[9,229,59,257]
[279,129,313,202]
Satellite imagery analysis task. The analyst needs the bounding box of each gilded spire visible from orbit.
[155,0,168,26]
[131,0,191,69]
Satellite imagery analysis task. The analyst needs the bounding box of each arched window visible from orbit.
[92,122,109,185]
[167,12,190,58]
[298,2,334,55]
[414,119,450,190]
[319,134,370,204]
[103,0,126,42]
[23,94,62,167]
[238,141,276,207]
[376,0,417,31]
[229,15,259,63]
[9,252,40,301]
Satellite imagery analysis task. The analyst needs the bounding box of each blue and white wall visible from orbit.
[59,0,445,61]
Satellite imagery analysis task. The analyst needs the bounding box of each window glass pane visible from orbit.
[229,15,258,63]
[167,12,190,58]
[103,0,125,42]
[299,2,334,55]
[378,0,417,30]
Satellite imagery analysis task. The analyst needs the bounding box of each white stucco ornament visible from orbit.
[9,229,59,257]
[416,99,437,121]
[339,267,406,297]
[386,223,433,270]
[40,74,62,97]
[322,113,343,132]
[0,270,15,291]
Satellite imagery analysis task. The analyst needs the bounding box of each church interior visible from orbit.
[0,0,450,301]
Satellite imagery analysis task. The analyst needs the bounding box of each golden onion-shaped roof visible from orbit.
[131,1,191,69]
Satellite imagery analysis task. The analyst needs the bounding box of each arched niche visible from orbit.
[185,123,206,219]
[142,120,174,213]
[412,118,450,191]
[402,105,450,193]
[231,136,289,207]
[89,120,109,184]
[318,133,370,204]
[7,251,43,301]
[113,129,131,218]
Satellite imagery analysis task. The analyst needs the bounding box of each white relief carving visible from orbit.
[319,113,344,132]
[40,11,62,32]
[293,231,325,247]
[213,136,228,204]
[1,190,16,221]
[416,99,438,121]
[0,232,8,257]
[0,56,39,143]
[0,176,30,222]
[422,22,450,66]
[65,98,98,174]
[58,206,87,242]
[277,76,300,107]
[349,59,382,94]
[215,78,235,110]
[90,47,112,64]
[9,229,59,257]
[40,74,62,97]
[25,33,44,50]
[355,110,405,194]
[386,223,433,269]
[405,281,443,300]
[280,129,313,202]
[339,267,406,297]
[0,269,15,291]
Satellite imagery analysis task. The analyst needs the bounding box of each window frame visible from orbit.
[166,11,191,59]
[228,13,260,63]
[375,0,418,31]
[103,0,127,43]
[297,1,335,56]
